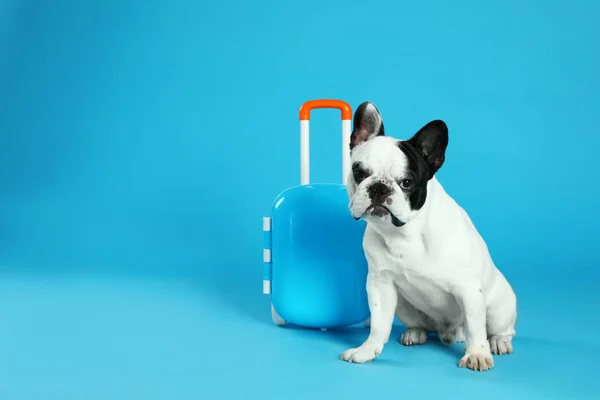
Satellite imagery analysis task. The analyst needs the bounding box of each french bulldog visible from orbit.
[340,102,517,372]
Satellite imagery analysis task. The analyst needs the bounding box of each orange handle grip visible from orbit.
[299,99,352,120]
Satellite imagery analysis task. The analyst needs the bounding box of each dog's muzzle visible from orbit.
[358,203,405,227]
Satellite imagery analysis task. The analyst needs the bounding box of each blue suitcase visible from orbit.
[262,100,370,330]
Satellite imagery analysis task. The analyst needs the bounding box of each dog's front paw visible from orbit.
[458,350,494,372]
[340,342,383,363]
[400,328,428,346]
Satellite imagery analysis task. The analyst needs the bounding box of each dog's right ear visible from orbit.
[349,101,385,150]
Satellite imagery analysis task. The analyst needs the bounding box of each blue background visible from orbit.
[0,0,599,399]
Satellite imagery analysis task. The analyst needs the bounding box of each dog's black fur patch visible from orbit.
[397,119,449,211]
[352,161,371,184]
[407,120,448,178]
[397,141,430,210]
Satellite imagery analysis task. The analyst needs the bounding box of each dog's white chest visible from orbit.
[392,255,458,319]
[369,233,462,323]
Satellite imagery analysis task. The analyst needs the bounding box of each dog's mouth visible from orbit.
[365,204,405,227]
[368,204,390,217]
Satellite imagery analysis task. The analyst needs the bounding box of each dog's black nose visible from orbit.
[368,181,392,203]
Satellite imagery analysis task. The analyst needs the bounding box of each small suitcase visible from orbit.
[262,100,370,330]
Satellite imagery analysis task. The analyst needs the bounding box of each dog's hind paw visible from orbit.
[400,328,428,346]
[489,335,513,355]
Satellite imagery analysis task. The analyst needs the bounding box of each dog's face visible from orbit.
[346,102,449,228]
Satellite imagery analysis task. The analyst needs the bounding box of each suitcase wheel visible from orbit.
[271,303,286,326]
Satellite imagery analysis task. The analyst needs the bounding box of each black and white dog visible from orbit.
[340,102,517,372]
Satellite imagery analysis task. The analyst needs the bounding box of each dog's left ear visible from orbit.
[350,101,385,150]
[407,120,449,178]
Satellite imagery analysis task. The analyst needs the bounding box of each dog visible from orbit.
[340,102,517,372]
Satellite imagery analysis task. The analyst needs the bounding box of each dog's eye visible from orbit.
[353,170,367,183]
[400,179,413,190]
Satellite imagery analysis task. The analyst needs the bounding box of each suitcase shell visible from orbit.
[262,100,370,329]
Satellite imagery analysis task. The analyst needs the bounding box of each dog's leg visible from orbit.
[454,288,494,372]
[487,284,517,355]
[395,295,430,346]
[340,274,397,363]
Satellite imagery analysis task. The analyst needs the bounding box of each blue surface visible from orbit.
[270,183,369,328]
[0,0,599,399]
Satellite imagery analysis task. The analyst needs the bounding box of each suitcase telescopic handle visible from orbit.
[299,100,353,185]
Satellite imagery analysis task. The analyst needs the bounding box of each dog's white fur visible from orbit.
[340,104,517,372]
